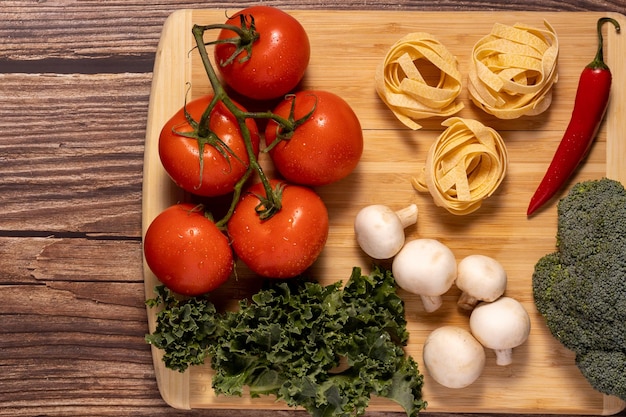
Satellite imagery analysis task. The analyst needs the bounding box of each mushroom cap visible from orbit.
[354,205,405,259]
[456,254,507,301]
[392,238,457,296]
[469,296,531,350]
[423,325,486,389]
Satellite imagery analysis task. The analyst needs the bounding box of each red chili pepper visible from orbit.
[527,17,621,216]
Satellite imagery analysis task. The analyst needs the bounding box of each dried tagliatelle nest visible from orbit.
[412,117,508,215]
[375,32,464,130]
[468,21,559,119]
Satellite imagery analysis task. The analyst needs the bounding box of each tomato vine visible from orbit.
[188,21,311,226]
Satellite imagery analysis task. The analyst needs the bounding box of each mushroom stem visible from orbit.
[494,348,513,366]
[396,204,418,228]
[420,295,443,313]
[457,291,479,311]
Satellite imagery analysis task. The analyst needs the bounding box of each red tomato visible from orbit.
[265,90,363,186]
[159,95,260,197]
[214,6,310,101]
[144,203,233,296]
[227,180,329,279]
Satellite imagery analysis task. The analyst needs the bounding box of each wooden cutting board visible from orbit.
[142,9,626,415]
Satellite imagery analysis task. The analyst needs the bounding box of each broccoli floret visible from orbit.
[532,178,626,401]
[556,178,626,266]
[577,350,626,401]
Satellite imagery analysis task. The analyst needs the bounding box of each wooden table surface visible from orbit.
[1,1,625,416]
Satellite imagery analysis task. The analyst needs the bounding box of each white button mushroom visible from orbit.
[456,254,507,311]
[354,204,418,259]
[391,238,457,312]
[423,326,486,389]
[469,296,531,366]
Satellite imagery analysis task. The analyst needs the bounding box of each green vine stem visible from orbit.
[204,13,259,67]
[190,22,297,227]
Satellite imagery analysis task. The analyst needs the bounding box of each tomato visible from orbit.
[143,203,233,296]
[227,180,329,278]
[159,94,260,197]
[265,90,363,186]
[214,6,310,101]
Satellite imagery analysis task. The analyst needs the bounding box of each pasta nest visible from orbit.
[375,32,464,130]
[412,117,509,215]
[468,21,559,119]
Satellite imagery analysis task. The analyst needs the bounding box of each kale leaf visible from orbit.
[146,266,427,417]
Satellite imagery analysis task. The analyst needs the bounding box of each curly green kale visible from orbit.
[145,285,220,372]
[146,266,427,417]
[532,178,626,401]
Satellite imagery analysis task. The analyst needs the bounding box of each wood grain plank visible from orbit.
[0,73,148,235]
[0,236,142,287]
[34,240,143,282]
[0,282,159,413]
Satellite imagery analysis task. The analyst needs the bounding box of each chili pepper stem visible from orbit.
[589,17,621,71]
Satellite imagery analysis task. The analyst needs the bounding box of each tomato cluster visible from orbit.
[143,6,363,296]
